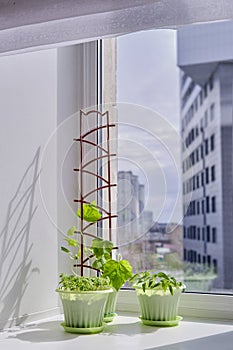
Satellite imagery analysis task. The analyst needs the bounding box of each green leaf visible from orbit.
[103,259,132,291]
[77,202,101,222]
[61,246,71,254]
[65,237,78,247]
[67,226,76,236]
[92,258,105,270]
[169,285,174,295]
[91,238,114,259]
[158,272,169,279]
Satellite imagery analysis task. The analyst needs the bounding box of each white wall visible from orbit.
[0,49,58,328]
[0,43,99,328]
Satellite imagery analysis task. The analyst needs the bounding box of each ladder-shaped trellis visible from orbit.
[73,110,117,275]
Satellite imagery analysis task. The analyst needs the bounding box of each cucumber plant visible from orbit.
[61,202,132,291]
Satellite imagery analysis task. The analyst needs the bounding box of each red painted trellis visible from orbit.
[73,110,117,276]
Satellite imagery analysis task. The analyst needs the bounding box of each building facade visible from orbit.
[178,21,233,290]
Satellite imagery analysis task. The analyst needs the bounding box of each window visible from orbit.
[205,139,209,155]
[197,227,201,240]
[1,1,233,327]
[201,172,204,186]
[200,144,204,158]
[197,201,200,214]
[205,167,209,184]
[200,117,204,128]
[193,251,197,263]
[116,22,233,297]
[202,199,205,214]
[210,103,215,120]
[206,196,210,213]
[213,259,218,273]
[207,226,210,242]
[199,90,203,105]
[212,227,217,243]
[196,148,199,162]
[204,83,208,98]
[211,165,216,181]
[212,196,216,212]
[210,134,215,151]
[193,226,196,239]
[204,110,208,127]
[209,75,214,91]
[202,227,205,241]
[196,174,200,188]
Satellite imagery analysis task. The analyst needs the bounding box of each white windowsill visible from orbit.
[1,312,233,350]
[1,291,232,349]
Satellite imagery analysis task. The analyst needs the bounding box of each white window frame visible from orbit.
[1,0,233,324]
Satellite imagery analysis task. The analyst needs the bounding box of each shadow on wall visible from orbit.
[0,148,41,330]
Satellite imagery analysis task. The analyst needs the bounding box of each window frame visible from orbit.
[1,1,232,323]
[100,28,233,319]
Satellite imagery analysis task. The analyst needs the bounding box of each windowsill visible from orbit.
[1,312,233,350]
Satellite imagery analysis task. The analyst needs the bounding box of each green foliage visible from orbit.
[77,201,101,222]
[91,237,114,259]
[103,259,133,291]
[61,246,71,254]
[60,202,133,291]
[67,226,76,236]
[61,202,102,262]
[130,271,185,295]
[58,274,111,291]
[65,237,78,247]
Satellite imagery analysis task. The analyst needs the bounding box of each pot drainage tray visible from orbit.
[140,316,183,327]
[61,322,105,334]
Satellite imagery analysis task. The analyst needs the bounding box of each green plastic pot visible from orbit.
[134,286,183,322]
[103,289,119,322]
[57,288,113,332]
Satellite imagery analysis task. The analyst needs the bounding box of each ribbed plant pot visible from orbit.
[135,286,183,324]
[103,289,119,322]
[57,289,113,333]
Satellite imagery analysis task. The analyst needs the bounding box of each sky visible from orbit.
[116,29,183,223]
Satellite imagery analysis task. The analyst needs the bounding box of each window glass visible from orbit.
[116,21,233,294]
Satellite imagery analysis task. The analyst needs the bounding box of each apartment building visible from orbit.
[178,21,233,289]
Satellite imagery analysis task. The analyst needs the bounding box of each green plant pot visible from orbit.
[103,289,119,322]
[57,289,113,333]
[135,287,183,322]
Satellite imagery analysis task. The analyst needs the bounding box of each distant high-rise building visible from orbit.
[117,171,153,246]
[178,21,233,289]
